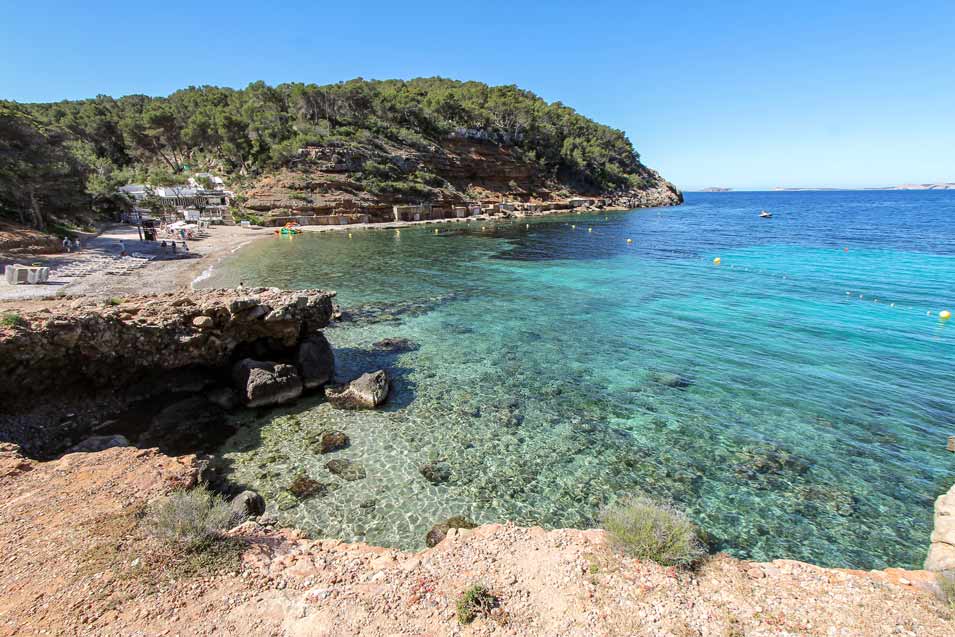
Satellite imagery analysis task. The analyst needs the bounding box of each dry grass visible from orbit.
[142,486,236,550]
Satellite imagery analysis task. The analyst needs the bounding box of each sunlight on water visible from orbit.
[201,191,955,569]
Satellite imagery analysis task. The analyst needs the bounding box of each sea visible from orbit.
[199,190,955,569]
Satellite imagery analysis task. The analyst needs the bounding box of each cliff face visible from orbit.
[241,136,682,223]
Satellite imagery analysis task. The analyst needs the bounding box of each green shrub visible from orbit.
[600,496,705,567]
[1,313,25,328]
[231,208,264,226]
[456,584,498,625]
[142,486,236,551]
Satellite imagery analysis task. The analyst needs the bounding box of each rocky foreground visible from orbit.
[1,289,953,635]
[0,444,952,636]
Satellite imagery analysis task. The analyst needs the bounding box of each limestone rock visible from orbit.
[925,483,955,571]
[325,459,366,481]
[65,435,130,454]
[325,370,389,409]
[0,288,335,409]
[231,490,266,519]
[425,516,478,547]
[192,315,215,329]
[232,359,303,408]
[296,333,335,389]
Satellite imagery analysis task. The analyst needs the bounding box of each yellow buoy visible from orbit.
[526,224,529,229]
[941,310,952,320]
[434,229,439,234]
[626,238,633,244]
[572,224,576,229]
[588,227,593,232]
[348,233,352,238]
[713,257,721,265]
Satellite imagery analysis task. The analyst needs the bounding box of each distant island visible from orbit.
[773,183,955,191]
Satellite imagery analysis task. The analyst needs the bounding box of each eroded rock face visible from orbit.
[925,483,955,571]
[0,288,336,408]
[297,333,335,389]
[325,370,389,409]
[232,359,303,408]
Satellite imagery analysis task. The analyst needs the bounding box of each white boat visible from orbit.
[759,210,773,218]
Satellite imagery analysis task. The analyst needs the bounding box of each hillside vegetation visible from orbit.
[2,78,677,228]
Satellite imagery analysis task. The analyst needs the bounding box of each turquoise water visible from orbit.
[202,191,955,569]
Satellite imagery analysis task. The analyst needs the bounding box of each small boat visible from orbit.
[759,210,773,218]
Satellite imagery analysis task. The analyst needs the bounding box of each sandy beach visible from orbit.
[1,214,541,303]
[0,223,273,303]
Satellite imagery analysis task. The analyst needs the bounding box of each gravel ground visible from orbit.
[0,444,951,636]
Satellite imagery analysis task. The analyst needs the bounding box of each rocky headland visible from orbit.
[0,289,953,635]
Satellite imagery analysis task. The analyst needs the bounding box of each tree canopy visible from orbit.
[4,78,654,228]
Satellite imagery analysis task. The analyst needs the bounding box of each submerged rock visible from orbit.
[325,370,389,409]
[372,337,419,352]
[307,429,349,454]
[648,371,692,389]
[286,473,337,499]
[325,459,366,481]
[232,359,303,408]
[425,516,478,547]
[231,490,266,519]
[419,461,452,484]
[297,333,335,389]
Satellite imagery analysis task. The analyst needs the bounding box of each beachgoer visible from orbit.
[62,237,71,253]
[72,238,81,251]
[160,240,167,253]
[182,241,189,253]
[171,242,177,254]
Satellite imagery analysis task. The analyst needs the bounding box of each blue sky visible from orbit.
[2,0,952,190]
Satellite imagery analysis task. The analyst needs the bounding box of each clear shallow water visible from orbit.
[202,191,955,569]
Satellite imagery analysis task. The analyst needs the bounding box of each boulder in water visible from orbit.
[232,358,303,408]
[230,490,266,519]
[325,370,389,409]
[426,516,478,547]
[296,333,335,389]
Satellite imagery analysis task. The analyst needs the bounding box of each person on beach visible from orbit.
[182,241,189,253]
[118,240,127,257]
[160,240,167,253]
[171,242,177,255]
[72,238,81,251]
[62,237,71,253]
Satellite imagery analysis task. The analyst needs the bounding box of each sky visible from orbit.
[1,0,953,190]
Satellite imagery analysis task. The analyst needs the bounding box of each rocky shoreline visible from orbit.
[1,288,954,634]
